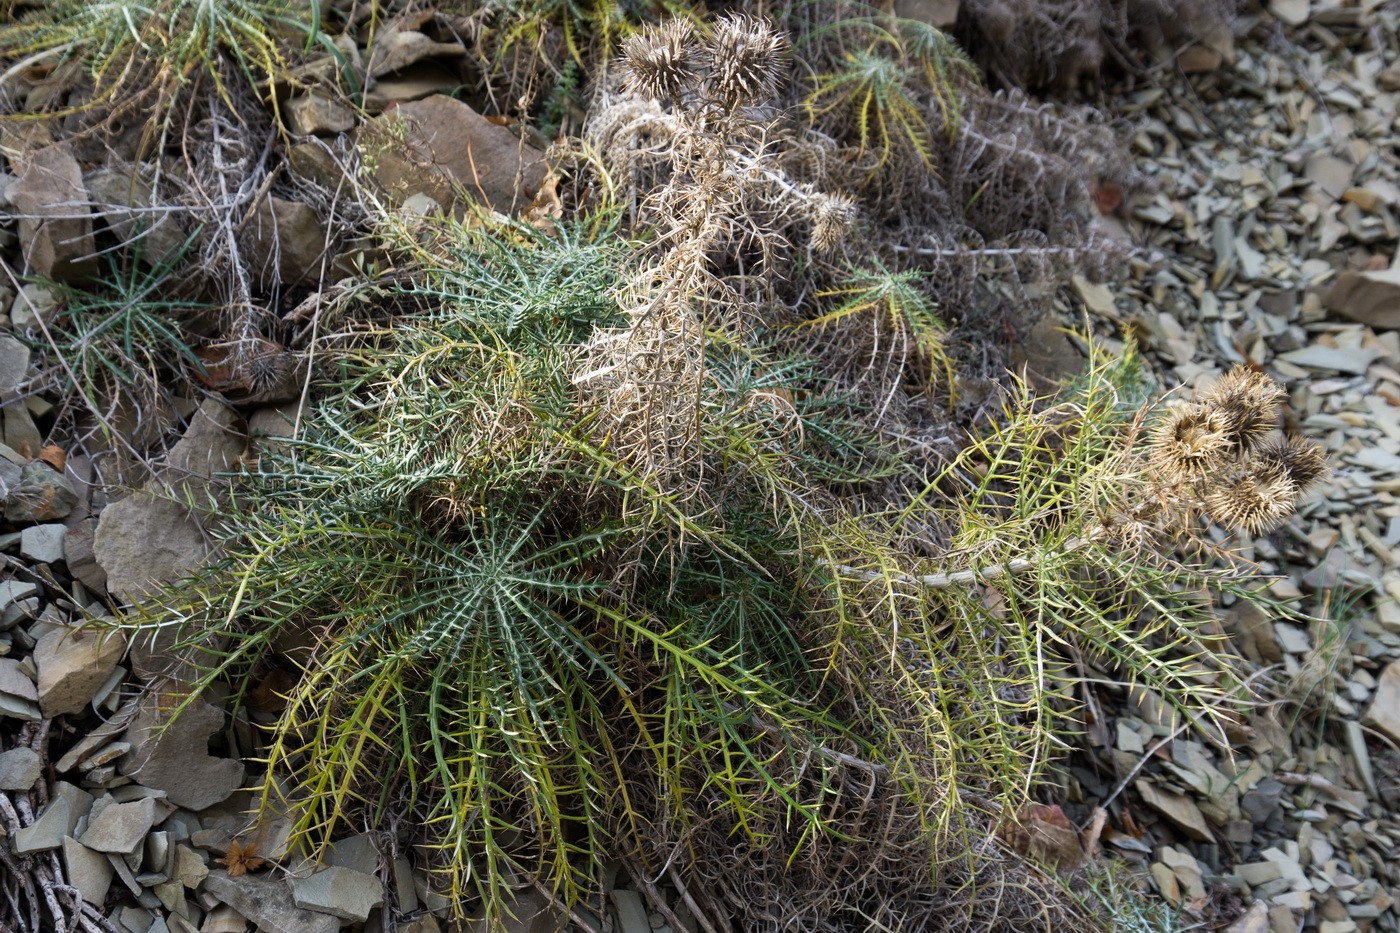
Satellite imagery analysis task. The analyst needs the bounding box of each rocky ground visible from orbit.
[1,1,1399,932]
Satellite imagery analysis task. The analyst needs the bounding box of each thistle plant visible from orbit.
[103,14,1324,933]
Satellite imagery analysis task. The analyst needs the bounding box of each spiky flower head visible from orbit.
[621,18,697,103]
[1205,467,1297,533]
[1252,435,1329,495]
[707,13,785,110]
[1199,365,1286,451]
[1148,403,1232,482]
[810,192,856,253]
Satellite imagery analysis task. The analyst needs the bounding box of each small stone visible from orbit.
[0,745,42,790]
[1239,860,1284,886]
[1276,345,1381,375]
[326,833,380,875]
[1160,845,1206,900]
[0,692,41,721]
[284,95,356,136]
[1273,622,1311,654]
[1362,661,1400,743]
[172,844,208,889]
[369,95,548,217]
[894,0,960,27]
[1178,44,1224,73]
[0,655,39,707]
[241,197,329,288]
[20,523,66,564]
[1325,267,1400,331]
[5,141,97,282]
[78,796,157,854]
[610,889,650,933]
[3,461,80,522]
[12,782,94,854]
[1073,275,1118,318]
[62,836,114,905]
[1306,154,1354,201]
[1116,719,1145,754]
[93,491,210,604]
[1239,779,1282,826]
[9,283,59,335]
[367,28,467,77]
[203,870,339,933]
[1149,861,1180,901]
[1231,602,1282,665]
[289,865,383,922]
[199,906,248,933]
[1269,0,1309,25]
[34,625,125,717]
[1135,780,1214,841]
[1225,901,1271,933]
[84,166,186,269]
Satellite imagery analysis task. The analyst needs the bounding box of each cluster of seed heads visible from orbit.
[621,14,786,113]
[1148,366,1327,533]
[616,16,854,256]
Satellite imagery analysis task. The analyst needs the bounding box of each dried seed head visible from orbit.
[1199,365,1286,450]
[1205,469,1297,533]
[810,192,856,253]
[1148,403,1232,482]
[707,14,785,109]
[621,19,697,102]
[1253,435,1329,494]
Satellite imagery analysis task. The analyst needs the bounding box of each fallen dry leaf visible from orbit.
[216,838,268,878]
[37,445,66,471]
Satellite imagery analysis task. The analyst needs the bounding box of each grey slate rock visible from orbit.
[118,696,243,810]
[20,523,66,564]
[203,870,340,933]
[34,624,125,717]
[610,889,651,933]
[0,745,42,790]
[12,782,94,854]
[78,796,157,854]
[62,836,114,906]
[289,865,384,922]
[3,462,80,523]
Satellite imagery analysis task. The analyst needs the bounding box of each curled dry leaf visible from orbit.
[216,838,268,878]
[37,445,67,472]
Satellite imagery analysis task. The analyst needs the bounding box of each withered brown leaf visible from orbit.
[216,838,268,878]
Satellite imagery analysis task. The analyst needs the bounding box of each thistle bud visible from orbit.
[1198,365,1286,451]
[810,192,856,253]
[1205,468,1296,534]
[707,14,785,109]
[1252,435,1328,495]
[621,18,697,103]
[1148,404,1231,481]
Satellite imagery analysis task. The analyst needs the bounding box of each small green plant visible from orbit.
[0,0,319,121]
[799,263,954,405]
[802,9,973,165]
[25,234,209,448]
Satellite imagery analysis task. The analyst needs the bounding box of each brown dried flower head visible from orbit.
[1148,403,1232,481]
[1205,468,1296,534]
[810,192,856,253]
[621,18,697,102]
[1199,365,1286,451]
[1253,435,1328,494]
[707,13,785,109]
